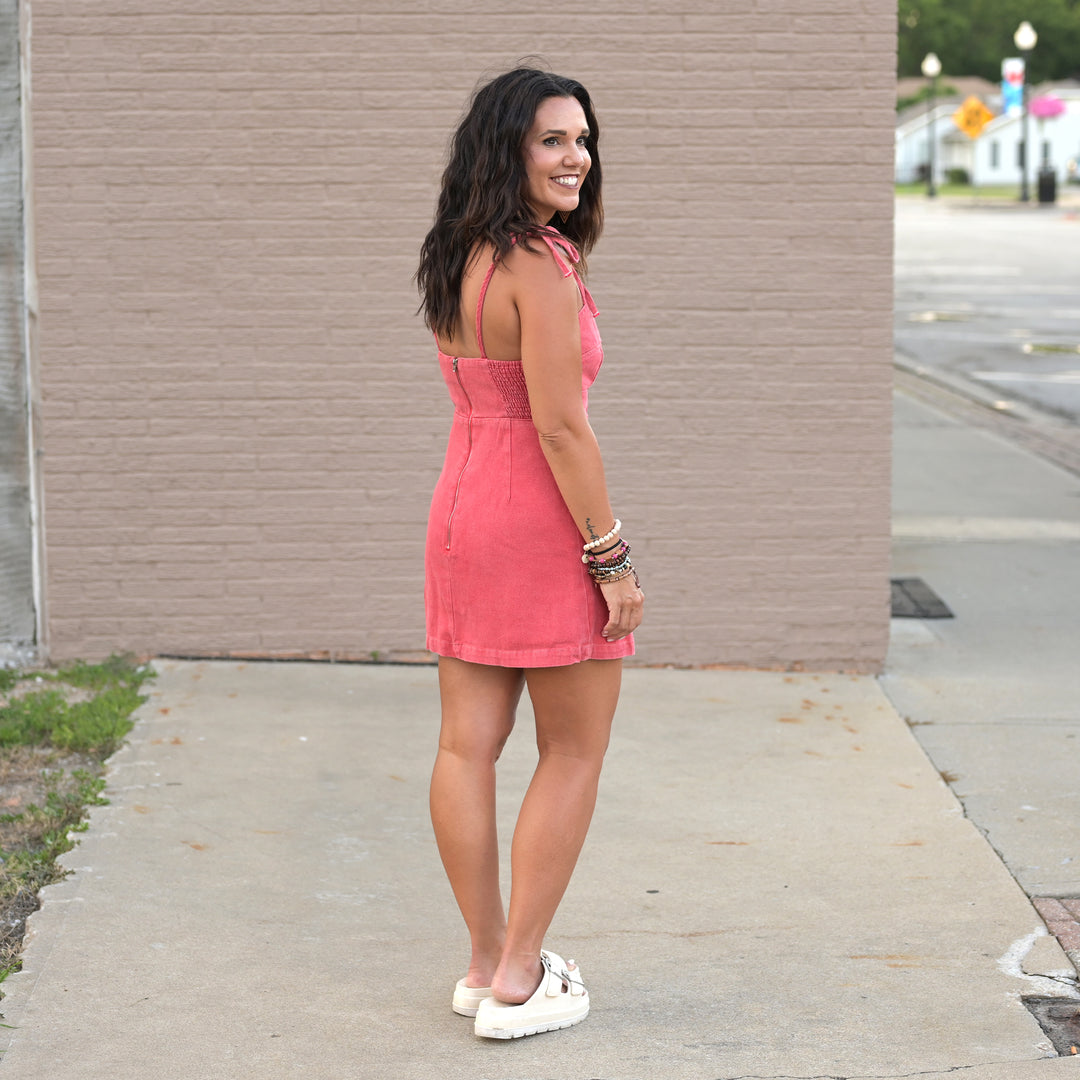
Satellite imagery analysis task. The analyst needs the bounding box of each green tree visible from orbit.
[899,0,1080,83]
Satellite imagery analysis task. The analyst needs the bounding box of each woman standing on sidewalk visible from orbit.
[416,66,644,1039]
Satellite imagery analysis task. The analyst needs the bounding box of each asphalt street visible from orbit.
[895,195,1080,423]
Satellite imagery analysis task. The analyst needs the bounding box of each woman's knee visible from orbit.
[439,711,516,763]
[534,722,610,765]
[437,658,524,761]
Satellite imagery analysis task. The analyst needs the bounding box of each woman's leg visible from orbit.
[430,657,525,988]
[490,658,621,1003]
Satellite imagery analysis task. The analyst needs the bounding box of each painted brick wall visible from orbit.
[29,0,895,670]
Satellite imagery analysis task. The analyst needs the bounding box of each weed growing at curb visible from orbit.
[0,655,153,984]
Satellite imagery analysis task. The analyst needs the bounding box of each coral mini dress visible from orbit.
[425,230,635,668]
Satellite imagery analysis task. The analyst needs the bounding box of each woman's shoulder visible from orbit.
[502,228,579,281]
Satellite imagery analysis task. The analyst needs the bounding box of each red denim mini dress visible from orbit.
[424,230,635,667]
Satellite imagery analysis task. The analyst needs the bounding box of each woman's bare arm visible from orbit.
[508,244,643,640]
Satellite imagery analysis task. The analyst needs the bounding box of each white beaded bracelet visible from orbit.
[582,519,621,553]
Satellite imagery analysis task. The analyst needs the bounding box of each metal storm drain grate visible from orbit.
[1023,997,1080,1056]
[890,577,954,619]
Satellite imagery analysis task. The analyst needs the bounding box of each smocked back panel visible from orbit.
[437,229,601,420]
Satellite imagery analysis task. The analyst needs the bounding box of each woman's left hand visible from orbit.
[598,575,644,642]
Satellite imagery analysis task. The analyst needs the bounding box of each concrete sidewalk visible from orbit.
[1,383,1079,1078]
[0,664,1075,1079]
[886,387,1080,904]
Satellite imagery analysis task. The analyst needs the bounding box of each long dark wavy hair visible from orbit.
[416,66,604,340]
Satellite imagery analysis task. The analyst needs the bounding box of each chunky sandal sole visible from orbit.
[474,1008,588,1039]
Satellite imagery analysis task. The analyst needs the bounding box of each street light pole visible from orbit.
[1014,21,1038,203]
[921,52,942,197]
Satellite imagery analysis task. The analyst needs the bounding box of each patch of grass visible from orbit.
[0,690,69,748]
[895,182,1026,200]
[0,771,107,889]
[0,657,152,757]
[52,655,154,693]
[0,655,153,984]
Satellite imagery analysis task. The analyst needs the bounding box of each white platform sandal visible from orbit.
[473,950,588,1039]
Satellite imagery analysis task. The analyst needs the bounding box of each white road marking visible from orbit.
[972,370,1080,383]
[893,517,1080,540]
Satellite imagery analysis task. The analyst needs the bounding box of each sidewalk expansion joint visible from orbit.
[886,691,1063,922]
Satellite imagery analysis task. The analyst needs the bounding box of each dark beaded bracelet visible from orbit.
[588,557,633,582]
[591,564,639,587]
[584,541,631,567]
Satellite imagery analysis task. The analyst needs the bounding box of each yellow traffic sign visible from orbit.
[953,96,995,140]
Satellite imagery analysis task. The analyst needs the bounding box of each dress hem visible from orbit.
[427,636,634,669]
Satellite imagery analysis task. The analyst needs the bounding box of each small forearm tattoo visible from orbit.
[585,517,599,541]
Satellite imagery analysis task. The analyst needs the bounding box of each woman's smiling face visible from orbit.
[522,96,591,225]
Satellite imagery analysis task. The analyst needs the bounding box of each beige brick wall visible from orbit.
[30,0,895,670]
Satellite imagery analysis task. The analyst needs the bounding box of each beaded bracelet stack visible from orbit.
[581,519,640,587]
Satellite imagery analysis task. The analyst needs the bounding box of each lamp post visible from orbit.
[1014,20,1037,202]
[921,52,942,196]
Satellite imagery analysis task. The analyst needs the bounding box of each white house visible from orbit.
[895,76,997,184]
[896,80,1080,191]
[950,84,1080,188]
[896,100,963,184]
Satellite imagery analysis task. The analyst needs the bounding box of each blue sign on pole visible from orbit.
[1002,57,1024,116]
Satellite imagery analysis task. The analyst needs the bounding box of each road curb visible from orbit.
[894,358,1080,478]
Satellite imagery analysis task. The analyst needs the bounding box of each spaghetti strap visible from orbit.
[538,230,599,317]
[474,258,499,359]
[536,230,577,277]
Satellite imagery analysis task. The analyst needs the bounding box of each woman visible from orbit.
[416,66,644,1040]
